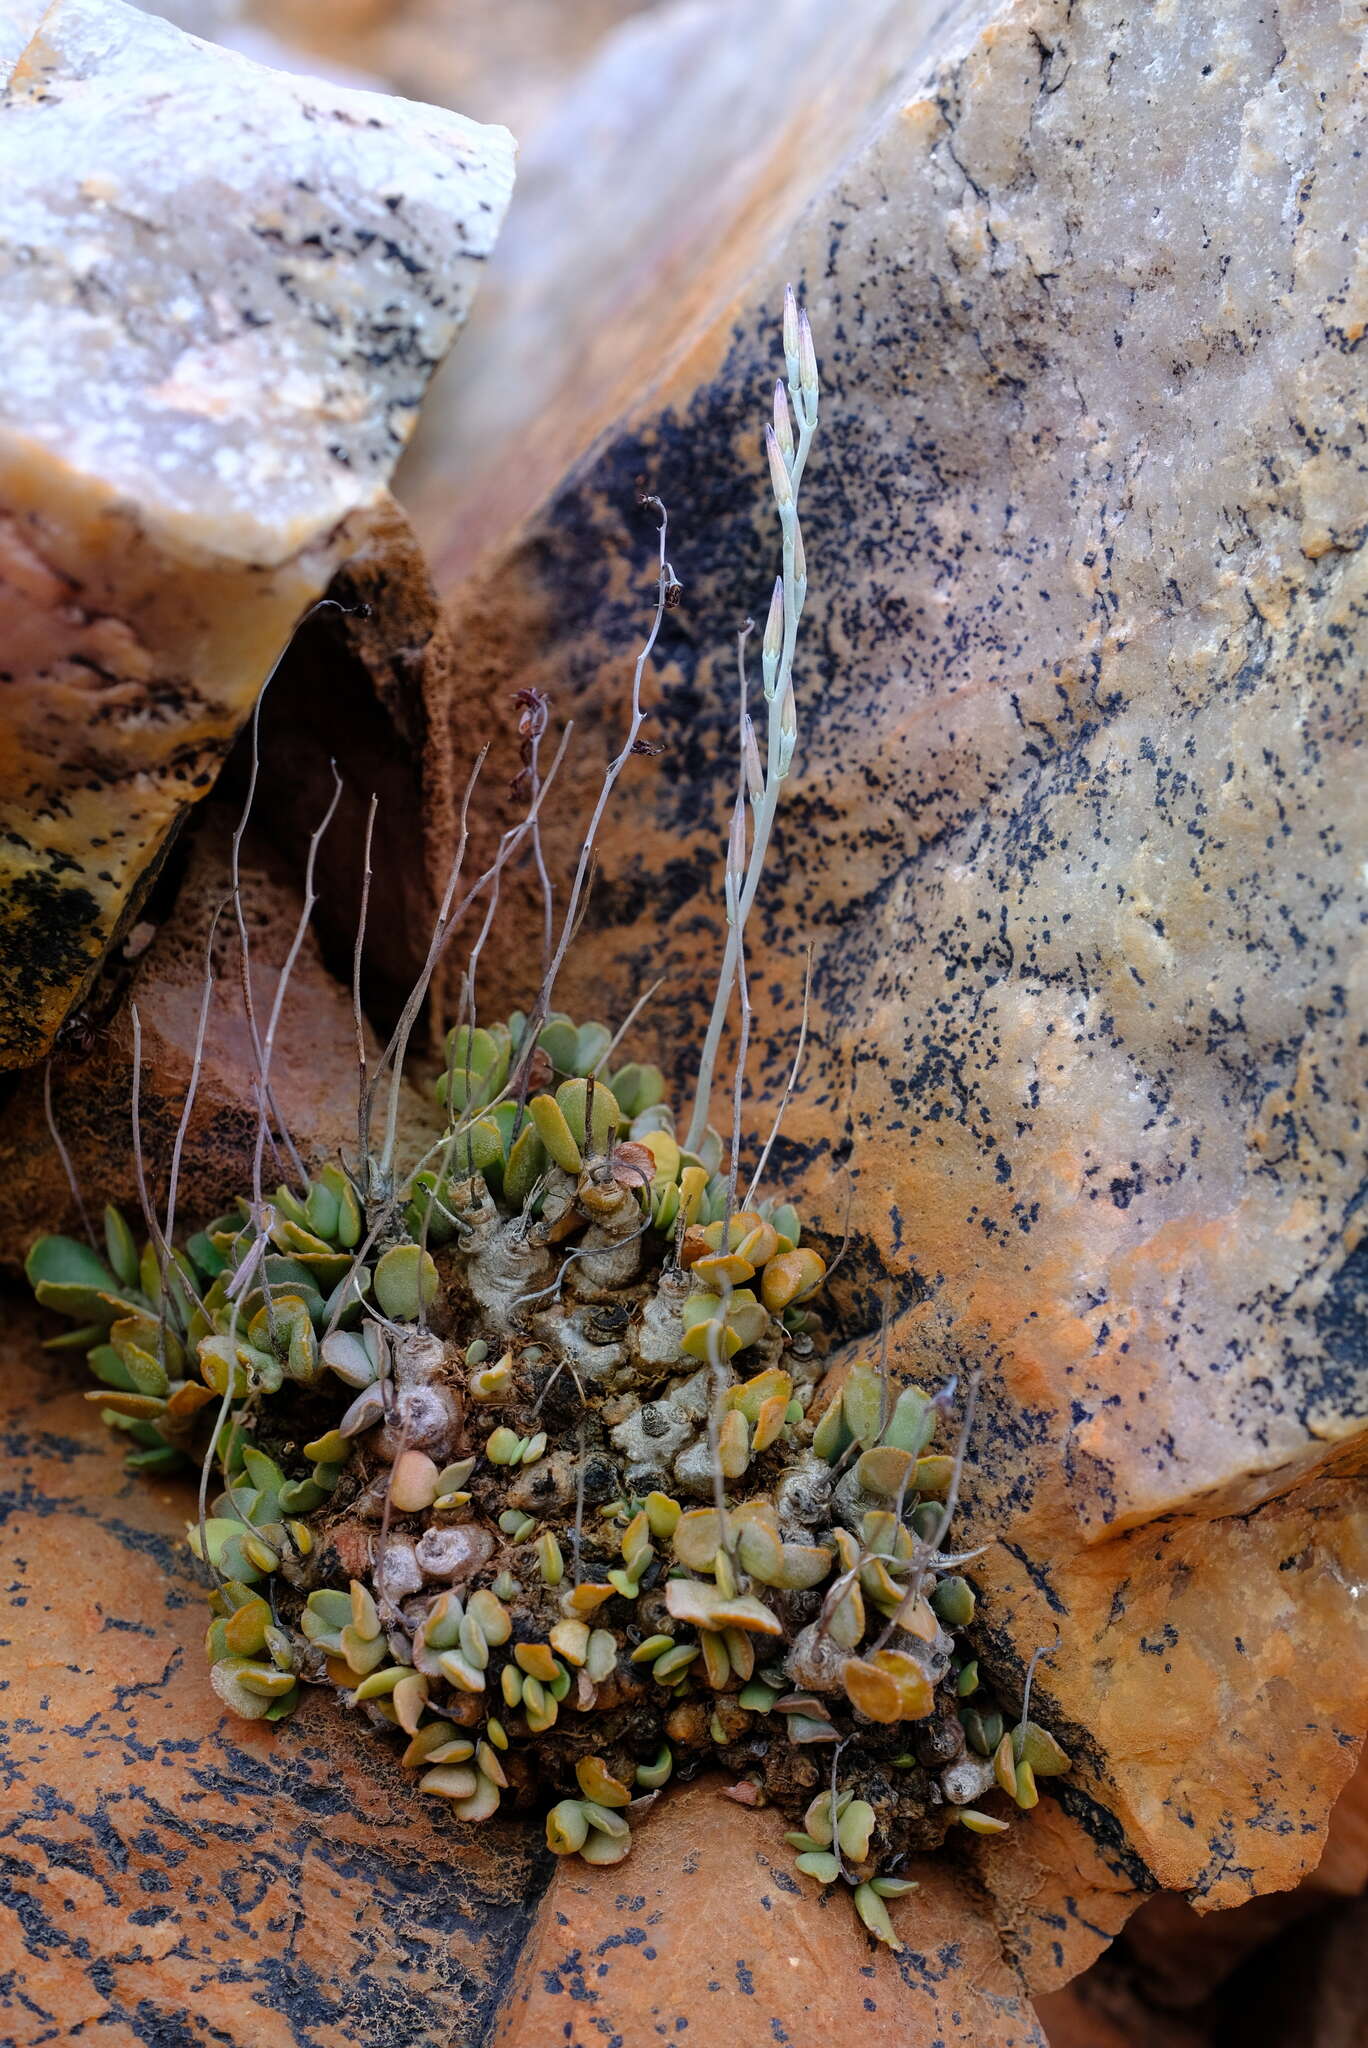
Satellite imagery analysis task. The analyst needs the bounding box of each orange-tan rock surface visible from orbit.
[494,1777,1049,2048]
[0,1297,545,2048]
[0,0,513,1068]
[0,1285,1133,2048]
[1037,1756,1368,2045]
[1112,1755,1368,2008]
[0,808,428,1262]
[1,0,1365,2040]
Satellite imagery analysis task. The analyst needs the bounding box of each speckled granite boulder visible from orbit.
[440,0,1368,1506]
[0,0,513,1067]
[408,0,1367,2010]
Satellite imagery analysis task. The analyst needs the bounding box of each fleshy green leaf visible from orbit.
[103,1208,141,1289]
[373,1245,437,1322]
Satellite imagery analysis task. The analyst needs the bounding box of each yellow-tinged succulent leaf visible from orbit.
[854,1882,904,1952]
[555,1076,621,1155]
[914,1455,955,1496]
[843,1657,905,1723]
[503,1121,549,1209]
[857,1445,918,1498]
[1013,1721,1072,1777]
[728,1366,791,1423]
[575,1757,632,1808]
[752,1392,791,1452]
[760,1246,825,1312]
[778,1541,834,1591]
[529,1093,583,1173]
[547,1800,589,1854]
[580,1825,632,1866]
[718,1408,750,1477]
[842,1364,885,1446]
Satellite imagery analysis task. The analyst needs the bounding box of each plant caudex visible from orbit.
[27,290,1068,1957]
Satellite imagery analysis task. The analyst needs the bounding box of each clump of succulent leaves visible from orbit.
[25,289,1068,1953]
[28,1124,1068,1949]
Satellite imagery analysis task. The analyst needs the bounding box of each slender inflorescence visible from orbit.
[506,497,676,1116]
[26,293,1068,1952]
[685,286,819,1155]
[353,792,378,1172]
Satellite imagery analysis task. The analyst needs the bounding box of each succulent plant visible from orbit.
[24,289,1070,1959]
[28,1080,1068,1955]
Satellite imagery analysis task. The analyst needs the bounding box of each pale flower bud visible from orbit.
[765,577,786,663]
[725,795,747,921]
[728,791,747,880]
[773,379,794,466]
[765,422,793,508]
[776,679,798,775]
[783,282,800,364]
[742,713,764,805]
[797,309,818,400]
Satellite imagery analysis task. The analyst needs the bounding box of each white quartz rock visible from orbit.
[0,0,515,565]
[0,0,514,1066]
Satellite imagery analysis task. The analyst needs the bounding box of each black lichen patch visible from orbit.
[0,864,103,1065]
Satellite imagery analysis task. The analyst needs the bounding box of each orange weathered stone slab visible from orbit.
[966,1456,1368,1908]
[495,1777,1050,2048]
[0,811,427,1264]
[1036,1754,1368,2040]
[0,1296,547,2048]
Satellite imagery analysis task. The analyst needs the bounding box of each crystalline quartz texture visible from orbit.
[0,0,512,558]
[0,0,513,1065]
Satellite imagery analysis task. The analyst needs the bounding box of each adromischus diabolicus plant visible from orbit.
[28,290,1068,1951]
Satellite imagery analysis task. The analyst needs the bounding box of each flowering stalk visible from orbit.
[685,285,819,1154]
